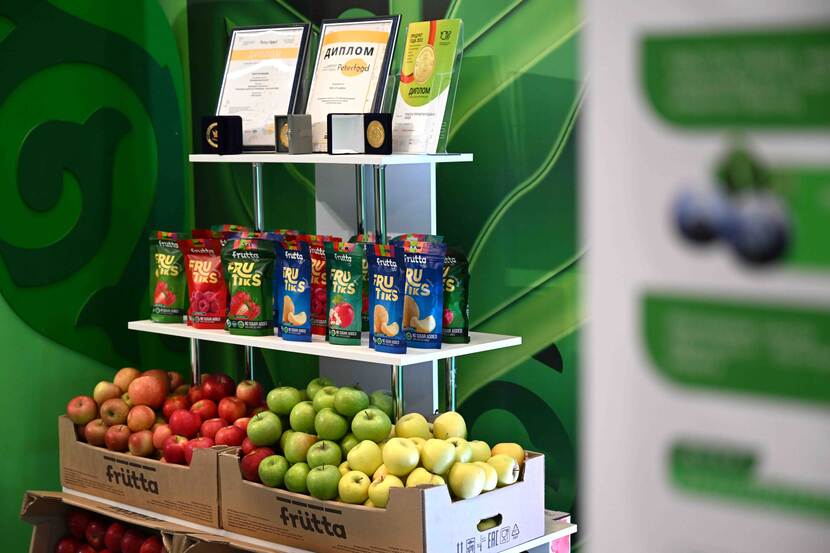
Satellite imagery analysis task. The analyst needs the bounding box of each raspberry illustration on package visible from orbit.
[277,240,312,342]
[402,241,447,349]
[326,241,364,345]
[368,244,407,353]
[149,231,186,323]
[181,238,227,329]
[442,246,470,343]
[300,234,341,336]
[222,239,275,336]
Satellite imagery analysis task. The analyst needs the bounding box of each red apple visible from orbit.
[249,405,267,417]
[121,392,133,408]
[114,367,141,393]
[77,545,96,553]
[162,395,189,419]
[199,418,225,441]
[129,376,167,409]
[240,447,274,482]
[202,373,235,402]
[190,399,217,421]
[66,508,91,538]
[104,522,127,552]
[128,430,154,457]
[127,405,156,432]
[162,435,188,464]
[218,396,246,423]
[56,537,82,553]
[235,380,263,407]
[168,371,184,390]
[67,396,97,425]
[104,425,131,452]
[233,417,250,432]
[139,535,164,553]
[152,424,173,450]
[215,425,245,446]
[173,384,189,396]
[120,529,146,553]
[83,419,108,447]
[240,436,256,456]
[142,369,171,394]
[187,384,204,405]
[99,398,129,426]
[168,409,201,438]
[183,436,214,465]
[85,518,107,549]
[93,381,122,405]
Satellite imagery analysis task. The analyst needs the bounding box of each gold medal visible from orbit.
[366,120,385,149]
[206,122,219,148]
[279,122,290,149]
[413,45,435,83]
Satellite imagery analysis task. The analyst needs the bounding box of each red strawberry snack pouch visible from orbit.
[150,231,187,323]
[222,239,275,336]
[181,238,227,329]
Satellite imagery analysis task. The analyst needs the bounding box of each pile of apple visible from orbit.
[238,377,526,508]
[66,367,266,464]
[55,507,164,553]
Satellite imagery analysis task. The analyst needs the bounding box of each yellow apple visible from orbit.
[338,470,371,504]
[409,436,426,455]
[368,474,403,508]
[420,438,456,475]
[394,413,431,440]
[469,440,491,462]
[448,462,485,499]
[473,461,497,491]
[446,437,473,463]
[347,440,383,476]
[382,437,420,476]
[363,497,375,507]
[487,454,519,487]
[491,442,525,466]
[338,461,350,476]
[405,467,444,488]
[432,411,467,439]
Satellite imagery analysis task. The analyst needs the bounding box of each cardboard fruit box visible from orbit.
[58,415,223,528]
[218,448,545,553]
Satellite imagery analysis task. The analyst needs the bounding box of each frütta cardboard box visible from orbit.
[58,415,222,528]
[219,448,545,553]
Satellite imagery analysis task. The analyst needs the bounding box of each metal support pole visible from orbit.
[373,165,387,243]
[444,357,457,412]
[244,162,265,381]
[190,339,201,385]
[391,365,404,420]
[355,165,367,235]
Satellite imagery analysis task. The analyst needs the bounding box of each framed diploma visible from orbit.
[304,16,401,152]
[217,24,311,151]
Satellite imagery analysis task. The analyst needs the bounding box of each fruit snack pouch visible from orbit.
[326,242,365,346]
[349,233,376,332]
[299,235,333,336]
[368,244,407,354]
[150,231,187,323]
[211,223,250,234]
[181,238,227,329]
[222,239,276,336]
[390,233,444,245]
[222,231,282,325]
[277,240,312,341]
[442,246,470,344]
[402,241,447,349]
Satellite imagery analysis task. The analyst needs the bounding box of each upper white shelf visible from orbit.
[189,153,473,166]
[128,320,520,367]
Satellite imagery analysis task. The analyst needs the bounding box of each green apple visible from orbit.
[447,437,473,463]
[283,431,318,464]
[338,461,350,476]
[367,474,403,508]
[266,386,303,416]
[469,440,491,463]
[338,470,371,504]
[279,429,294,452]
[448,462,485,499]
[340,433,360,455]
[306,377,335,400]
[394,413,430,440]
[433,411,467,439]
[382,437,420,477]
[284,462,310,493]
[420,438,456,475]
[487,454,519,487]
[405,467,443,488]
[369,390,394,419]
[312,386,339,411]
[289,401,316,434]
[372,464,388,481]
[333,386,370,417]
[258,455,289,488]
[409,436,426,455]
[306,440,342,469]
[347,440,383,476]
[306,465,340,500]
[473,461,498,491]
[298,389,308,402]
[491,442,526,466]
[247,411,283,446]
[314,408,349,440]
[351,408,392,443]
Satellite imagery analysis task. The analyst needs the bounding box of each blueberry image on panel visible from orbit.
[722,193,791,265]
[673,188,731,244]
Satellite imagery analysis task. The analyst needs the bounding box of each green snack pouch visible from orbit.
[222,238,275,336]
[442,246,470,343]
[349,234,374,331]
[150,231,186,323]
[327,242,364,345]
[391,233,444,245]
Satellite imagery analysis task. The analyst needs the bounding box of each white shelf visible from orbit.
[129,320,520,367]
[189,152,473,165]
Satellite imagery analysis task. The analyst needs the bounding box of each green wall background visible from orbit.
[0,1,582,548]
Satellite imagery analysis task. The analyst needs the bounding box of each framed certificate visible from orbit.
[304,16,401,152]
[217,24,311,151]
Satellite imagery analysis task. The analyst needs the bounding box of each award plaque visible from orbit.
[304,16,401,152]
[217,24,311,150]
[275,114,312,154]
[392,19,463,154]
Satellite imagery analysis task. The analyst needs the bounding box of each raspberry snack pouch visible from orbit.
[402,241,447,349]
[299,235,332,336]
[222,238,275,336]
[349,233,375,331]
[368,244,406,353]
[150,231,187,323]
[442,246,470,343]
[181,238,227,329]
[326,242,364,345]
[277,240,312,341]
[391,233,444,245]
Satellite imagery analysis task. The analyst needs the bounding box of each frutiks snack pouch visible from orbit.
[327,242,364,345]
[402,241,447,349]
[299,235,333,336]
[368,244,406,353]
[277,240,312,341]
[391,233,444,245]
[442,246,470,344]
[349,233,375,331]
[212,224,250,234]
[181,238,227,329]
[150,231,186,323]
[222,239,275,336]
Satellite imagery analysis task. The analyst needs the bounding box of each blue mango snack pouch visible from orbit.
[277,240,312,341]
[442,246,470,344]
[327,242,364,346]
[402,241,447,349]
[368,244,406,353]
[222,238,275,336]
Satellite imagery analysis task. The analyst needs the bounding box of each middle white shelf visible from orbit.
[128,320,520,367]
